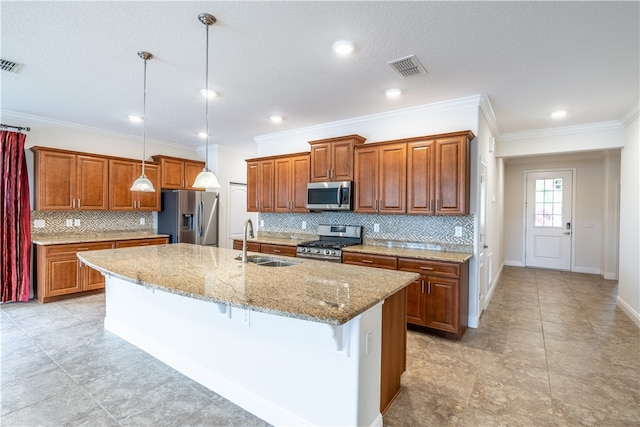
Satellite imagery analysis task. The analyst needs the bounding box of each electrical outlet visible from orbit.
[301,221,307,230]
[454,226,463,237]
[373,223,380,233]
[66,219,73,227]
[140,217,145,225]
[33,219,45,228]
[74,219,81,227]
[260,219,264,227]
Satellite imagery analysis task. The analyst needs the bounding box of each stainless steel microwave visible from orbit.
[306,181,352,211]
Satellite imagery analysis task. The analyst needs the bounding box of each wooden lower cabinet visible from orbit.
[36,241,115,303]
[232,240,292,255]
[398,258,469,339]
[380,287,407,414]
[36,237,169,303]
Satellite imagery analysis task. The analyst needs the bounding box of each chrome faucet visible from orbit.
[242,219,255,263]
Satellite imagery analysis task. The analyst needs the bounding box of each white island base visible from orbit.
[104,277,384,426]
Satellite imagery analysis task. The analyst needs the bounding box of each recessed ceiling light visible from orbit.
[332,40,355,56]
[270,115,284,123]
[198,131,210,138]
[385,88,402,98]
[551,110,567,118]
[200,89,218,98]
[128,115,142,123]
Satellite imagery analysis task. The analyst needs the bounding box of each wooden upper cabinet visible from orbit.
[152,155,206,190]
[32,148,108,211]
[435,133,471,215]
[108,159,160,211]
[309,134,365,182]
[246,159,274,212]
[354,142,406,214]
[275,154,310,212]
[406,130,473,216]
[407,139,435,214]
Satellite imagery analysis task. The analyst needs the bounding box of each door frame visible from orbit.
[522,168,576,271]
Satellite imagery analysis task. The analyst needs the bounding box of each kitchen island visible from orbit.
[78,243,418,427]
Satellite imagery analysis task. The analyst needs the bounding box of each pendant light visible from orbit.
[192,13,221,189]
[130,51,156,192]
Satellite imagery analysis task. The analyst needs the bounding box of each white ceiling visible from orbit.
[1,1,638,155]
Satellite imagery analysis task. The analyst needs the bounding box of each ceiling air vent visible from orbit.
[1,59,23,73]
[388,54,427,78]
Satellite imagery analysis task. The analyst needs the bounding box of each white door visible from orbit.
[525,170,573,270]
[478,160,488,312]
[227,182,251,248]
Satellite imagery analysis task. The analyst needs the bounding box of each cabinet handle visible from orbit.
[77,199,81,208]
[327,169,331,179]
[419,266,434,271]
[72,199,75,208]
[428,281,431,294]
[139,243,149,246]
[330,169,334,179]
[273,249,281,253]
[76,248,89,251]
[421,279,425,293]
[361,259,373,264]
[429,200,433,211]
[436,200,441,211]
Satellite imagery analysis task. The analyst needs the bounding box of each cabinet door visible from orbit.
[406,278,428,326]
[342,252,397,270]
[435,136,468,215]
[115,237,168,248]
[76,155,108,210]
[309,142,331,182]
[407,140,435,214]
[246,161,259,212]
[291,155,310,212]
[160,157,185,189]
[425,276,459,333]
[108,159,136,210]
[78,242,115,290]
[331,140,355,181]
[378,143,406,214]
[274,158,292,212]
[45,254,81,296]
[258,160,274,212]
[36,151,76,210]
[260,244,297,257]
[354,146,378,213]
[136,163,161,211]
[185,161,205,190]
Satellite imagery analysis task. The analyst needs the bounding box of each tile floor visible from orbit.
[1,267,639,426]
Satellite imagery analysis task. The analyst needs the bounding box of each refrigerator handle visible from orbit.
[198,201,204,237]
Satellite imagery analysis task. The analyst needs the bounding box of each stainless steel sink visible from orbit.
[235,254,299,267]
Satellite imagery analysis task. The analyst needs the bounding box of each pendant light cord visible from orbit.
[204,22,210,171]
[142,56,148,176]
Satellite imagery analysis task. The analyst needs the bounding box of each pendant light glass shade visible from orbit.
[192,12,221,189]
[131,51,156,193]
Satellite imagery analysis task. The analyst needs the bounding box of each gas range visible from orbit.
[296,224,363,263]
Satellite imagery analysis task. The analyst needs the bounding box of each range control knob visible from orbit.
[324,249,332,255]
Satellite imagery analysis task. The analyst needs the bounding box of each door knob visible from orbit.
[563,232,571,235]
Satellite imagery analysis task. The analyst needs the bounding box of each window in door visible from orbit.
[534,178,563,227]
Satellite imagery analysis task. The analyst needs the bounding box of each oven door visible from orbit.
[306,181,352,211]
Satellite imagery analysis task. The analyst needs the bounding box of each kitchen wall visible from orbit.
[618,111,639,325]
[30,211,153,235]
[258,212,474,251]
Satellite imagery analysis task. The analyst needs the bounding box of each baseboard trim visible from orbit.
[603,272,618,280]
[572,266,600,275]
[616,297,640,328]
[504,259,525,267]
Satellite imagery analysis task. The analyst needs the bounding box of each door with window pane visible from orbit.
[525,170,573,270]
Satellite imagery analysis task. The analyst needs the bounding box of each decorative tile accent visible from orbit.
[258,212,474,246]
[31,211,153,235]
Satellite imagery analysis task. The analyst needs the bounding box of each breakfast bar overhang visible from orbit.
[78,244,418,427]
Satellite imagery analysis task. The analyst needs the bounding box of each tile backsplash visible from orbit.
[258,212,474,251]
[31,211,153,235]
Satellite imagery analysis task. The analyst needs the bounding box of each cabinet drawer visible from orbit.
[115,238,169,248]
[397,258,460,278]
[45,241,115,256]
[232,240,261,252]
[342,252,397,270]
[260,244,297,257]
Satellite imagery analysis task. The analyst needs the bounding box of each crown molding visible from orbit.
[478,94,500,136]
[253,95,484,145]
[497,120,624,142]
[620,100,639,126]
[0,109,195,151]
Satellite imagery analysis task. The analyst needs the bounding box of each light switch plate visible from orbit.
[373,223,380,233]
[454,226,463,237]
[73,219,81,226]
[301,221,306,229]
[65,219,73,227]
[140,217,145,225]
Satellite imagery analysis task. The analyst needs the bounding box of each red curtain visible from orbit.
[1,131,31,302]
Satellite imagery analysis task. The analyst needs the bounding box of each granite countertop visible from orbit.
[31,231,170,246]
[342,245,473,263]
[77,243,418,326]
[246,234,472,263]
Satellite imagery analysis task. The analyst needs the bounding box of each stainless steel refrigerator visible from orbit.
[158,190,219,246]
